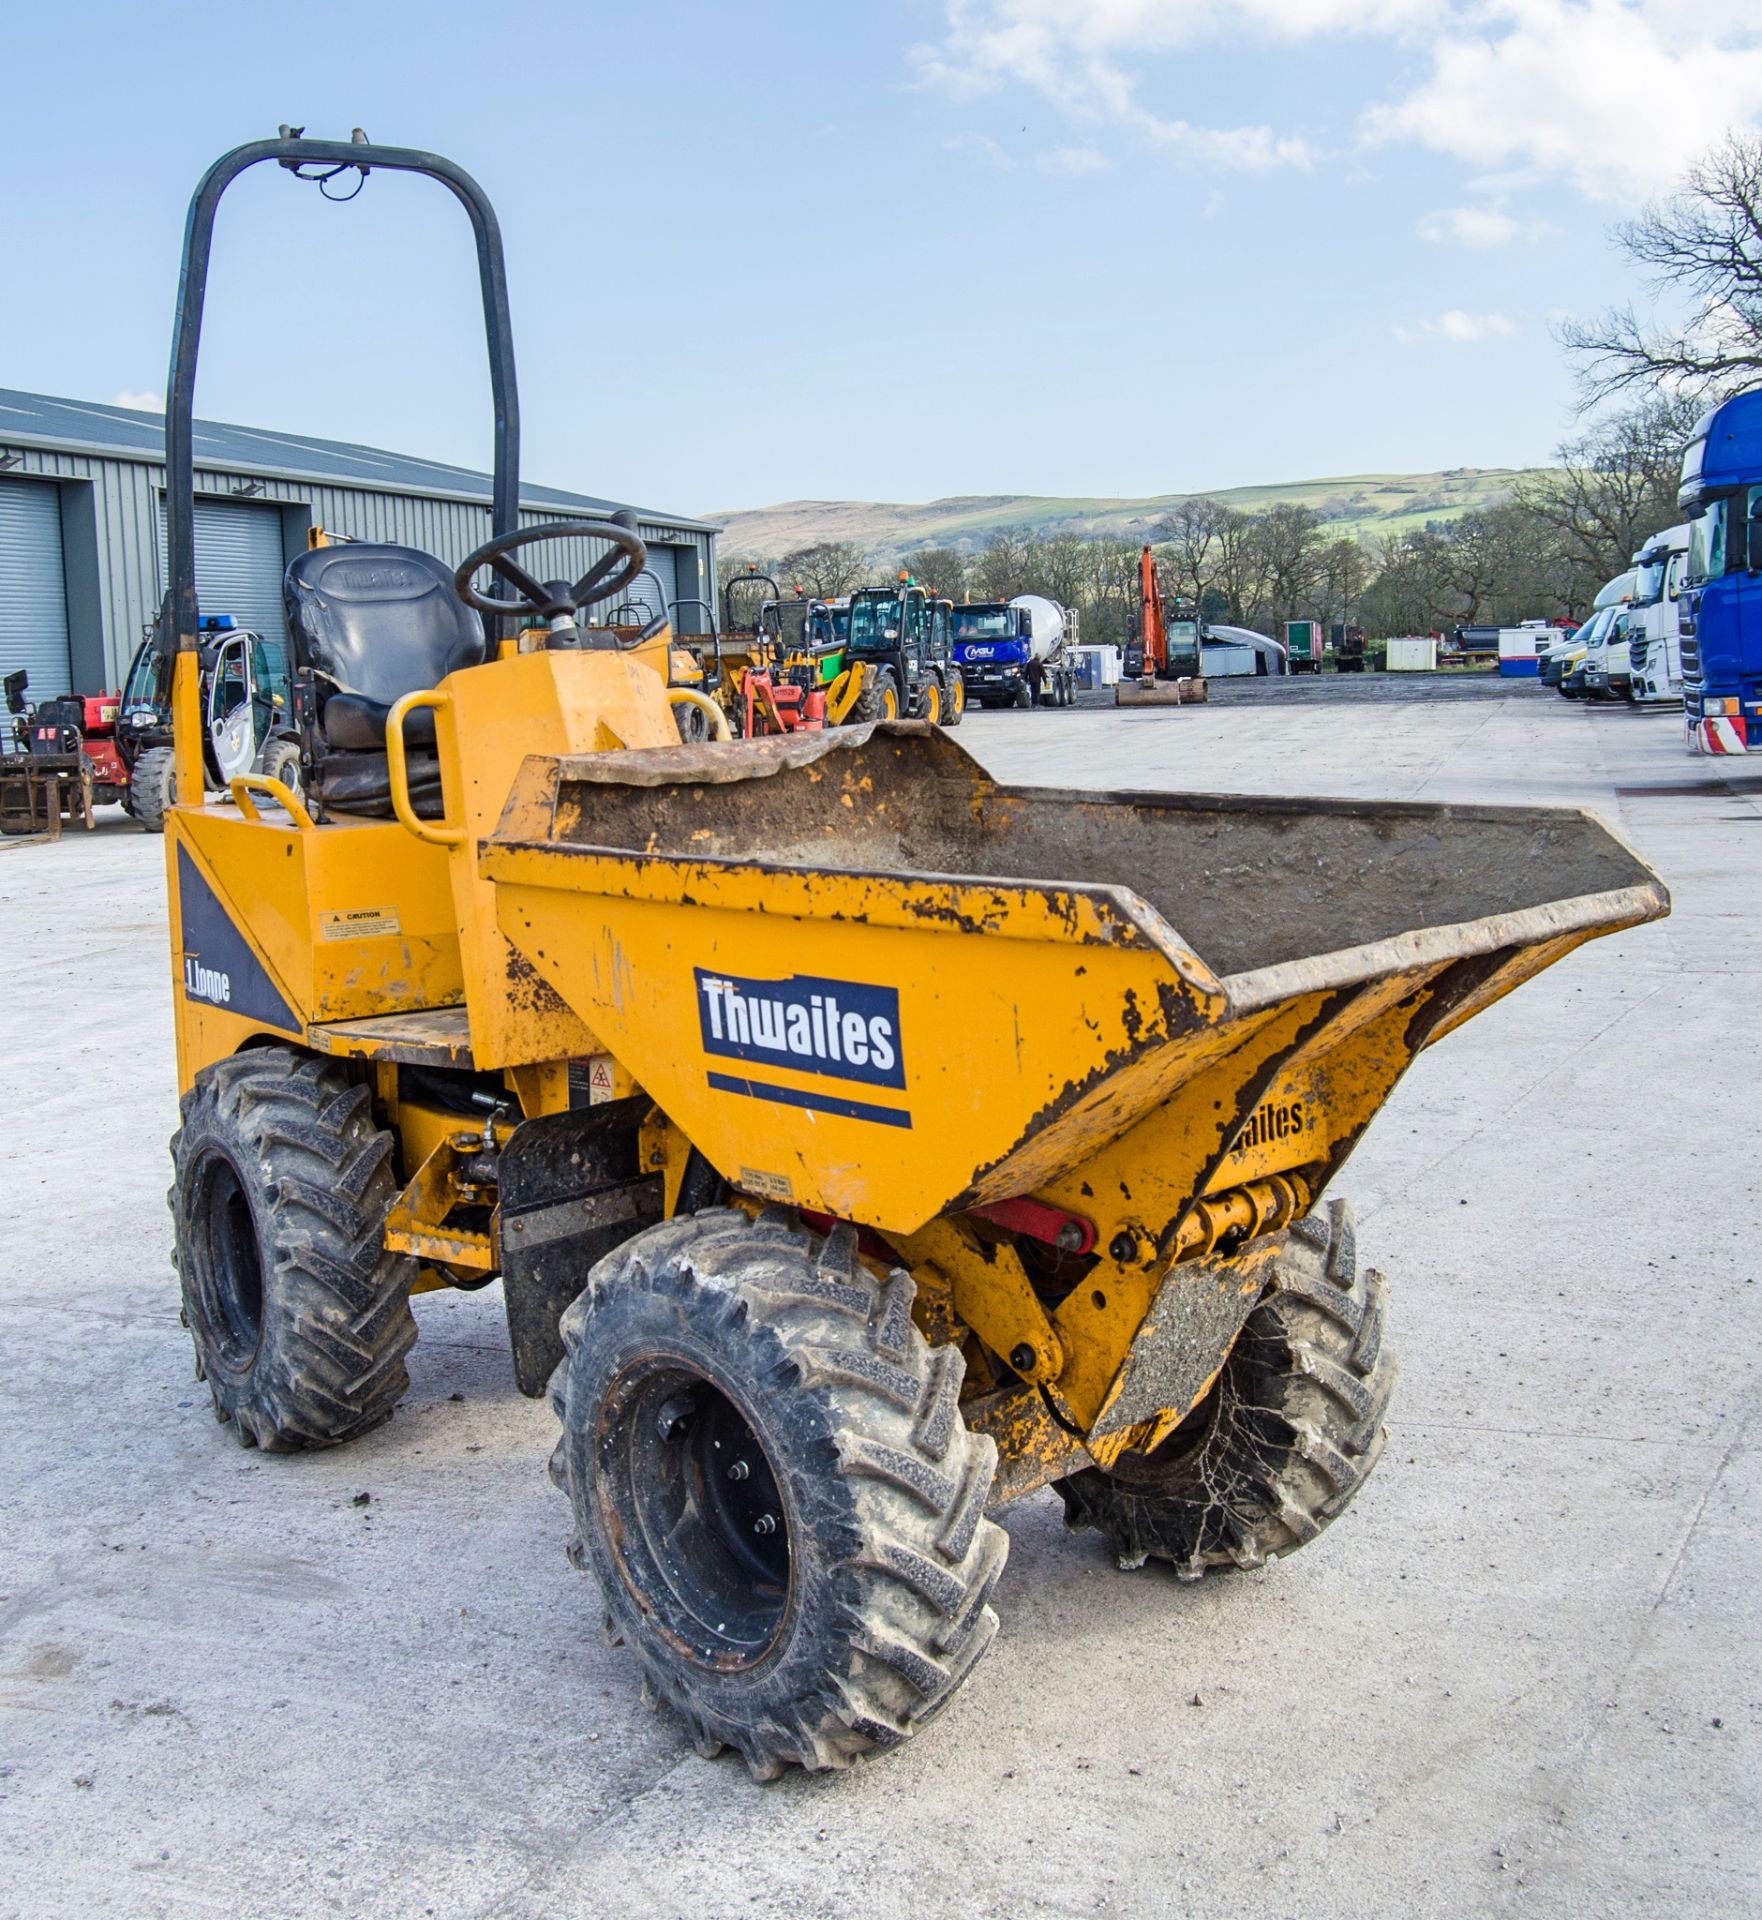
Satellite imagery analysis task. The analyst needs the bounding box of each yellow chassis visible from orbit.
[166,642,1666,1500]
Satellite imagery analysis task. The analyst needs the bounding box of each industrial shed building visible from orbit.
[0,389,718,697]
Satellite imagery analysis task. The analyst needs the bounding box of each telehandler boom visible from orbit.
[159,133,1668,1780]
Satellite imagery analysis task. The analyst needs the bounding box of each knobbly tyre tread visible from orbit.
[169,1047,417,1451]
[1058,1198,1398,1578]
[940,668,964,728]
[548,1206,1008,1778]
[132,745,176,833]
[847,669,900,726]
[256,737,304,802]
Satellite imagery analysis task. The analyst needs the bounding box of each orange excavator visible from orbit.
[1116,544,1207,707]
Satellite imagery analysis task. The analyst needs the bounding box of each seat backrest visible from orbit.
[284,544,485,705]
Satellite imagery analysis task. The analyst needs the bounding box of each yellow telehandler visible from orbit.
[159,134,1668,1779]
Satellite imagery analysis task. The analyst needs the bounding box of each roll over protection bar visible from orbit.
[159,130,521,665]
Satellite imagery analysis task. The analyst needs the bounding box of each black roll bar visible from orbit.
[161,132,520,660]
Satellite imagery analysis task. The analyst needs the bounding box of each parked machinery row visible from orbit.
[674,570,965,736]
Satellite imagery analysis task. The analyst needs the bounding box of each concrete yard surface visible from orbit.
[1,680,1757,1919]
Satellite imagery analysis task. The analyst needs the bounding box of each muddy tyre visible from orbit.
[848,669,901,725]
[1059,1199,1396,1578]
[941,669,964,728]
[132,745,177,833]
[171,1047,417,1451]
[549,1206,1007,1777]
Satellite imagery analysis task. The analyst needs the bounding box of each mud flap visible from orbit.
[498,1099,662,1395]
[1087,1235,1284,1452]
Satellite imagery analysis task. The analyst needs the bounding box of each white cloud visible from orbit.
[1417,205,1558,247]
[1364,4,1762,202]
[915,3,1762,199]
[111,389,163,412]
[1392,309,1519,344]
[943,131,1115,175]
[911,1,1364,169]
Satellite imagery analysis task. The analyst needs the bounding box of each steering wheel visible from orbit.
[453,519,647,643]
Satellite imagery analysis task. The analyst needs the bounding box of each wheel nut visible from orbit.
[726,1459,750,1482]
[1009,1343,1036,1374]
[752,1513,778,1536]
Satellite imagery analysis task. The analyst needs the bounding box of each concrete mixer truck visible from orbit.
[952,595,1078,708]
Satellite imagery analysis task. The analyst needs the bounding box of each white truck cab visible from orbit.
[1582,528,1688,703]
[1624,523,1690,705]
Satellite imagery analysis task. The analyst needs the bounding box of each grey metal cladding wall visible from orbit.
[0,441,714,687]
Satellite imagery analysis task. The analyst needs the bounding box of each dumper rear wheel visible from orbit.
[1059,1200,1396,1578]
[170,1048,417,1451]
[549,1207,1007,1777]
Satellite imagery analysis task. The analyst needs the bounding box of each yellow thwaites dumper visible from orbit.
[160,137,1668,1780]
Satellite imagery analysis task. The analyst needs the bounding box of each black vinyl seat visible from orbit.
[284,543,485,817]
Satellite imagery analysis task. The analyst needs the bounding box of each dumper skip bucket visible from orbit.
[480,724,1667,1243]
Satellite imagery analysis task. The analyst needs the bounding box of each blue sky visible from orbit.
[2,2,1759,514]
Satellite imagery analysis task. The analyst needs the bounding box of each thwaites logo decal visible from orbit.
[1231,1097,1307,1153]
[695,968,910,1128]
[176,845,300,1033]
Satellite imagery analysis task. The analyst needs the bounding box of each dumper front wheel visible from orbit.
[1059,1200,1396,1579]
[549,1207,1007,1777]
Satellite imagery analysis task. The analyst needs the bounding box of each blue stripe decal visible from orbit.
[708,1072,913,1129]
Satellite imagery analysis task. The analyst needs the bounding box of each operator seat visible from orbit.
[283,543,485,819]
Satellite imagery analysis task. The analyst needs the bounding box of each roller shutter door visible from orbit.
[629,544,678,624]
[163,499,292,678]
[0,480,72,701]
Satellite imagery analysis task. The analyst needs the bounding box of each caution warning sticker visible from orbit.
[319,907,402,942]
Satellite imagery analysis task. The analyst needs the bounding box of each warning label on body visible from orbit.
[319,907,402,942]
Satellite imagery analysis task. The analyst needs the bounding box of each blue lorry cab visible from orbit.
[1679,390,1762,754]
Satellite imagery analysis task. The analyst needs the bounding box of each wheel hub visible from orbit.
[596,1361,792,1671]
[188,1148,265,1372]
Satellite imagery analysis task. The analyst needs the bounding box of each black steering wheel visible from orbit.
[453,519,648,643]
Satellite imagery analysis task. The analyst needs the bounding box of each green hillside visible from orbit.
[709,468,1551,561]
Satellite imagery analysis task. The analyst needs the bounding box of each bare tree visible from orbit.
[1514,393,1699,608]
[777,540,871,598]
[1209,507,1265,624]
[1359,529,1448,638]
[899,545,970,600]
[972,528,1035,601]
[1030,530,1095,612]
[1072,539,1139,646]
[1561,133,1762,404]
[1249,503,1325,636]
[1316,537,1372,632]
[1157,497,1229,608]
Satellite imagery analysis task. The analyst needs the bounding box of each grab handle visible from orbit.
[385,690,464,847]
[228,773,315,829]
[666,687,732,741]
